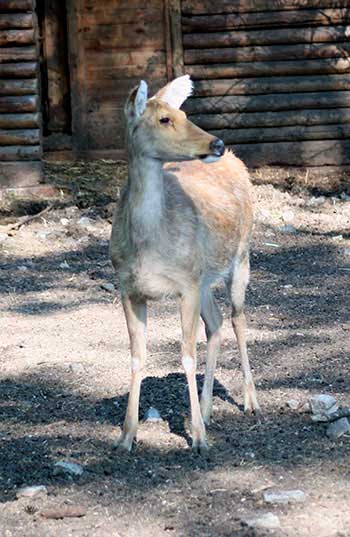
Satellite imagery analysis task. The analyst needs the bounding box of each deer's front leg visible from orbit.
[180,288,208,454]
[117,295,147,452]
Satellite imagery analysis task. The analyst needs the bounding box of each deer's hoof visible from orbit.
[113,435,134,452]
[191,438,209,456]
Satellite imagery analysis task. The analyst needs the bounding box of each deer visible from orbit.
[110,75,260,454]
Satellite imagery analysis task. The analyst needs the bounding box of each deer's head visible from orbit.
[124,75,225,163]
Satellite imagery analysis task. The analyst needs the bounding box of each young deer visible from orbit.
[110,75,260,453]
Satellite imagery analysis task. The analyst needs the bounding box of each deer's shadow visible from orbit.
[102,372,241,446]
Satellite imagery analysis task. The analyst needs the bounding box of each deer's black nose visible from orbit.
[210,138,225,156]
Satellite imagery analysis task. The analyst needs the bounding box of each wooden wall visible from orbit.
[181,0,350,167]
[66,0,168,156]
[0,0,42,188]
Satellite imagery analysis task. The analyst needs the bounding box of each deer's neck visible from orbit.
[127,153,164,239]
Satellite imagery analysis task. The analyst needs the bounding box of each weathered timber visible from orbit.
[0,79,38,95]
[0,161,42,188]
[0,145,41,161]
[83,0,163,9]
[0,62,37,78]
[209,123,350,144]
[183,25,350,49]
[0,129,40,145]
[186,91,350,114]
[0,13,33,28]
[233,139,350,166]
[190,108,350,130]
[85,54,167,81]
[187,58,350,79]
[182,0,350,14]
[194,75,350,96]
[185,43,350,65]
[84,22,165,51]
[0,45,36,62]
[0,0,33,11]
[0,112,40,128]
[42,0,71,132]
[83,8,164,26]
[0,95,37,113]
[169,0,184,77]
[182,9,350,32]
[0,29,34,45]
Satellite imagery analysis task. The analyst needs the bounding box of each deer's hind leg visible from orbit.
[116,295,147,451]
[229,253,260,414]
[200,287,223,425]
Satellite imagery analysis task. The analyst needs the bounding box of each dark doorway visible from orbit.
[37,0,72,145]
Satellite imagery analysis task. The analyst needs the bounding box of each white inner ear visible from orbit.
[135,80,148,117]
[158,75,193,109]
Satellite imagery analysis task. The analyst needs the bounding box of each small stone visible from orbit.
[263,490,306,504]
[340,192,350,201]
[53,461,84,476]
[144,407,162,422]
[59,260,70,269]
[101,282,115,293]
[17,265,28,271]
[343,248,350,256]
[36,230,50,240]
[78,216,93,229]
[69,362,85,374]
[279,224,297,234]
[245,513,281,530]
[326,418,350,440]
[0,232,8,243]
[310,394,338,422]
[287,399,300,410]
[305,196,326,207]
[16,485,47,498]
[65,206,80,217]
[60,218,69,226]
[113,400,120,408]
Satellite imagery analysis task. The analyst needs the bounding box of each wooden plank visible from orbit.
[233,139,350,166]
[0,112,40,128]
[0,79,38,95]
[66,0,88,151]
[186,91,350,114]
[194,75,350,96]
[42,0,71,133]
[0,161,42,188]
[0,13,33,28]
[83,0,163,9]
[0,128,40,145]
[185,43,350,65]
[0,95,37,113]
[84,23,165,51]
[0,45,37,62]
[190,108,350,130]
[0,62,37,78]
[84,53,167,80]
[169,0,184,77]
[0,29,34,45]
[0,145,41,161]
[209,123,350,144]
[0,0,33,11]
[182,0,350,15]
[83,8,164,26]
[182,9,350,32]
[187,58,350,79]
[183,25,350,49]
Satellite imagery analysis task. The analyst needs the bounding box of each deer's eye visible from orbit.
[160,117,170,124]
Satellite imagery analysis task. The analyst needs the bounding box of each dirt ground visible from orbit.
[0,161,349,537]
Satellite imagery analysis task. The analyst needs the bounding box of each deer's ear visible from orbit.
[125,80,148,119]
[153,75,193,109]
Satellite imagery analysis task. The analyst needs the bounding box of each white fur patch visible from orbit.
[158,75,193,109]
[135,80,148,117]
[182,355,194,373]
[201,155,221,164]
[131,357,141,373]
